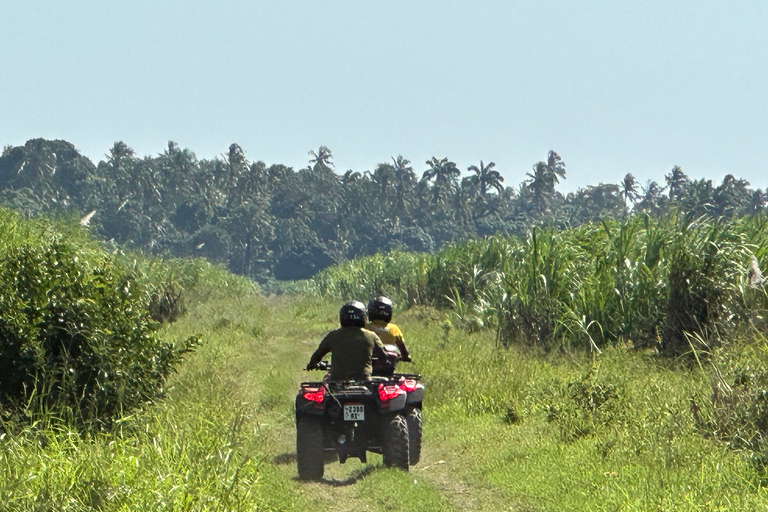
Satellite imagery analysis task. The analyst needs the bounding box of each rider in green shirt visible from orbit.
[306,301,387,381]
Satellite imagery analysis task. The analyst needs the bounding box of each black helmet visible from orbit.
[340,301,367,328]
[367,296,393,322]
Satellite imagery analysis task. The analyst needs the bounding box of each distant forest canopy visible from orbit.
[1,138,765,282]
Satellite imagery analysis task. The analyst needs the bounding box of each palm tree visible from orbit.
[225,143,247,207]
[467,160,504,198]
[453,179,475,226]
[107,141,135,174]
[103,141,137,203]
[665,166,690,202]
[749,189,766,214]
[525,151,566,216]
[682,178,716,217]
[636,180,667,214]
[421,156,461,205]
[342,169,363,185]
[159,141,197,200]
[392,155,417,216]
[713,174,751,217]
[621,173,640,207]
[392,155,413,175]
[546,151,567,184]
[371,162,396,196]
[308,145,334,171]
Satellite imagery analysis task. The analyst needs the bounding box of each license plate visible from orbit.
[344,404,365,421]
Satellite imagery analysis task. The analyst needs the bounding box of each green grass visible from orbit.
[3,288,768,510]
[401,310,768,511]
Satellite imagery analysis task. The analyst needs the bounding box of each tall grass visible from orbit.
[311,250,432,306]
[312,212,768,354]
[310,212,768,504]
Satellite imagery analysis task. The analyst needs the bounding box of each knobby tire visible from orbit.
[296,416,324,480]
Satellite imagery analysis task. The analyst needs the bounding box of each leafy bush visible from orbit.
[0,210,197,428]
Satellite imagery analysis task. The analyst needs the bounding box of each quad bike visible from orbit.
[295,346,424,480]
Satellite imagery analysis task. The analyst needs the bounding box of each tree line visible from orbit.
[1,138,765,282]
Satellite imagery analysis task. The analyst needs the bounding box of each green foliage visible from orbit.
[662,216,756,355]
[409,312,768,510]
[148,282,186,322]
[130,254,259,303]
[0,209,196,428]
[313,213,768,356]
[311,250,433,307]
[5,138,764,286]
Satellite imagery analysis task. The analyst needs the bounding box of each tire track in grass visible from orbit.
[256,297,386,512]
[260,296,518,512]
[412,441,520,511]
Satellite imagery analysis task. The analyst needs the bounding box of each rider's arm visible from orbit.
[307,333,332,369]
[371,332,387,360]
[390,324,411,362]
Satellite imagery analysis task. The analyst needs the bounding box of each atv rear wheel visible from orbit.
[406,407,423,465]
[296,416,324,480]
[382,414,409,470]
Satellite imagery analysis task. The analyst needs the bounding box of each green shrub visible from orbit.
[0,210,197,429]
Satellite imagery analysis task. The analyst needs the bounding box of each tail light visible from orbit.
[378,383,405,402]
[302,386,326,403]
[399,378,421,393]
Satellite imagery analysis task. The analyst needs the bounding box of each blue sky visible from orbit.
[2,1,767,193]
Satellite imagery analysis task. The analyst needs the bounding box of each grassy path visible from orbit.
[248,296,489,511]
[171,293,513,511]
[162,293,451,511]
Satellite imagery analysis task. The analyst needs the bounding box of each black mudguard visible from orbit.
[405,388,424,404]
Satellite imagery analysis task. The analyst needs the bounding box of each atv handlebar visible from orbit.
[305,360,330,371]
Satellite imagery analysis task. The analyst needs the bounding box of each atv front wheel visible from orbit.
[406,407,423,465]
[382,414,409,470]
[296,416,324,480]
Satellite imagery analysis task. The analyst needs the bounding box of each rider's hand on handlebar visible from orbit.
[401,355,412,363]
[305,363,316,371]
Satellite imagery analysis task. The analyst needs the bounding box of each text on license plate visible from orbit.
[344,404,365,421]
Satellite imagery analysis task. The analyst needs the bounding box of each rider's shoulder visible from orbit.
[387,323,403,336]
